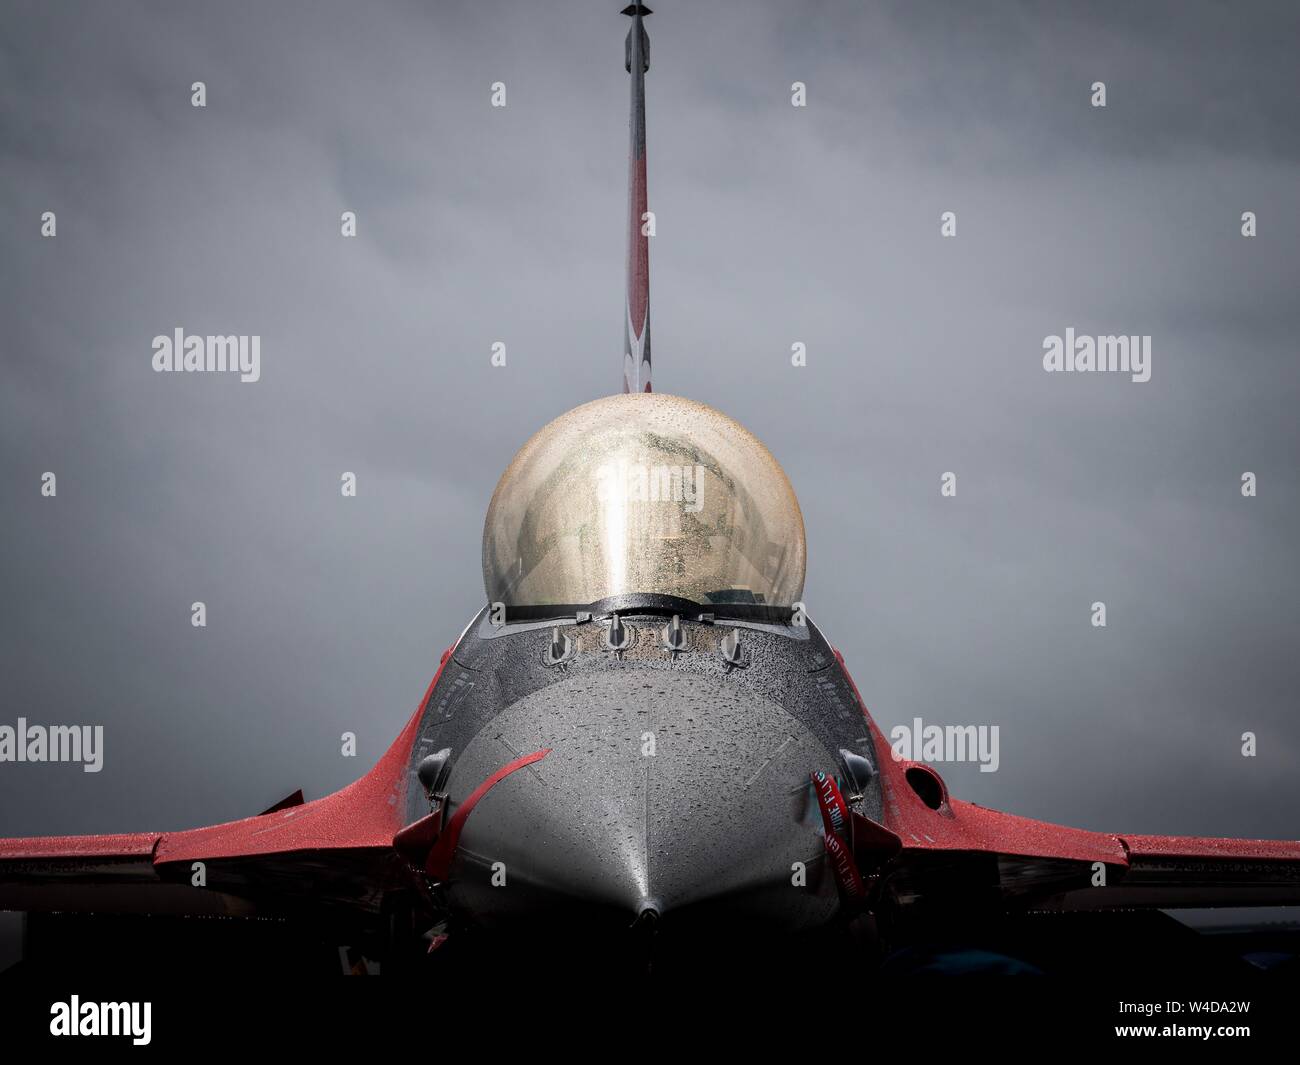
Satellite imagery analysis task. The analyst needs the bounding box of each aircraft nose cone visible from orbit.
[441,669,842,931]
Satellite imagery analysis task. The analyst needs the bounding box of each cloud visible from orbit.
[1,0,1297,841]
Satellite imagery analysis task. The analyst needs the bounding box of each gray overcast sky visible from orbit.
[1,0,1298,842]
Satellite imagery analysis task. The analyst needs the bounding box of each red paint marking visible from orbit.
[627,156,649,335]
[425,748,552,880]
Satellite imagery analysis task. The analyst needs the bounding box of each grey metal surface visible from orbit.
[404,609,884,931]
[443,669,842,929]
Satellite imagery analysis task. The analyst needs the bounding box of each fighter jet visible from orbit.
[3,4,1299,978]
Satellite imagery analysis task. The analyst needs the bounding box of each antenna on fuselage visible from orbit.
[622,3,652,394]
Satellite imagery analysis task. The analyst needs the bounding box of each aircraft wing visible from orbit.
[874,788,1300,912]
[0,655,449,923]
[0,760,407,920]
[861,726,1300,912]
[834,657,1300,914]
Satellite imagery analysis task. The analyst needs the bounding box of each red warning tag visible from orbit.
[812,770,866,901]
[812,770,850,838]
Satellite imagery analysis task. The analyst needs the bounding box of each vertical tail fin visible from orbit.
[622,4,652,393]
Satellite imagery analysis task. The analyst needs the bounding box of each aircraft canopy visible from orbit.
[482,393,806,609]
